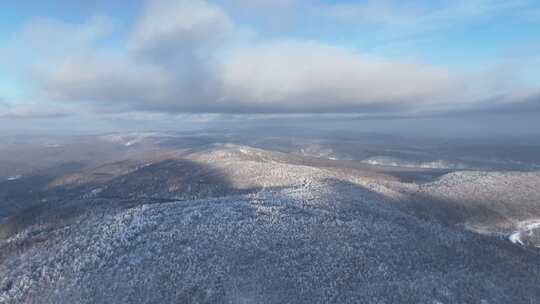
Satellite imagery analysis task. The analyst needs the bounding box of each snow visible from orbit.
[44,143,62,148]
[6,175,22,181]
[99,132,174,147]
[361,156,468,169]
[2,175,539,303]
[295,146,346,161]
[508,220,540,246]
[1,144,540,303]
[406,171,540,236]
[509,232,524,245]
[82,188,104,199]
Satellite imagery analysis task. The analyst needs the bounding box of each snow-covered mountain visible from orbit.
[1,139,540,303]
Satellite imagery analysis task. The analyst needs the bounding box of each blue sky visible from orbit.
[1,0,540,131]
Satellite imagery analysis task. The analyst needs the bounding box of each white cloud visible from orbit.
[0,102,70,119]
[1,0,538,117]
[42,54,174,112]
[218,41,466,111]
[130,0,233,64]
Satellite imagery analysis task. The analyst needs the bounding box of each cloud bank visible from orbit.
[1,0,539,118]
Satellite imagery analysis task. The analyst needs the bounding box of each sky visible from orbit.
[1,0,540,134]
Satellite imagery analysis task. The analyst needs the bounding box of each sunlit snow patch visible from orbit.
[361,156,468,169]
[45,143,62,148]
[509,232,524,246]
[508,220,540,246]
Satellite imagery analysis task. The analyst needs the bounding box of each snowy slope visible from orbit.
[1,144,540,303]
[401,171,540,238]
